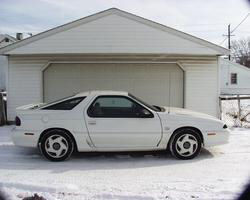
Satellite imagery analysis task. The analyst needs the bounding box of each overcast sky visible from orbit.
[0,0,250,47]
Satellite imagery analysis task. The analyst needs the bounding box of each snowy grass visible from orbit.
[0,126,250,200]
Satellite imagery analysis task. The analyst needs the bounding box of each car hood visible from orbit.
[164,107,221,122]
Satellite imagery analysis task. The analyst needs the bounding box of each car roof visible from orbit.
[74,90,129,97]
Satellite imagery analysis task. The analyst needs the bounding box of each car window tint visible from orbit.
[42,97,85,110]
[88,96,152,118]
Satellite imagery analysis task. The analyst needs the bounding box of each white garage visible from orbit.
[43,63,183,107]
[0,8,229,120]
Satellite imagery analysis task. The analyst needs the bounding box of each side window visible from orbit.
[231,73,237,84]
[96,97,133,108]
[88,96,153,118]
[42,97,85,110]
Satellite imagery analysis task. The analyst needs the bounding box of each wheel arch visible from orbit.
[38,128,78,152]
[167,126,204,150]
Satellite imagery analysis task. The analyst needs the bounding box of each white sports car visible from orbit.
[12,91,230,161]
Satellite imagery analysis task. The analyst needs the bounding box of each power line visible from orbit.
[219,37,227,45]
[219,13,250,47]
[231,13,250,33]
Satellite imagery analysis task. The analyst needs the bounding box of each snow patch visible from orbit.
[0,126,249,199]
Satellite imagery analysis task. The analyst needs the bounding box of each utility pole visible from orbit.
[228,24,231,60]
[223,24,234,60]
[221,13,250,60]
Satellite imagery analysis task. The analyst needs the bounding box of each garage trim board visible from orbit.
[41,61,186,71]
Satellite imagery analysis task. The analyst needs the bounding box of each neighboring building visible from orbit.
[220,58,250,95]
[0,34,17,91]
[0,34,17,48]
[0,8,229,121]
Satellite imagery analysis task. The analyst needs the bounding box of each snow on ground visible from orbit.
[0,126,250,200]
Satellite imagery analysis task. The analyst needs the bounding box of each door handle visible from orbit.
[88,120,96,125]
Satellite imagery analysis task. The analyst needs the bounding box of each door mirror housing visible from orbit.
[139,108,153,118]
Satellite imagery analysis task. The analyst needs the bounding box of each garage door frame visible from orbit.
[42,61,186,107]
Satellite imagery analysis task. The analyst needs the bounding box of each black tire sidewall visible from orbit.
[170,129,202,160]
[39,130,74,161]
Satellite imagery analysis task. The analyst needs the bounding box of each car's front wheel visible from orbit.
[39,130,74,161]
[170,129,202,160]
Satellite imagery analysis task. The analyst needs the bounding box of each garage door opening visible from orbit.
[43,63,184,108]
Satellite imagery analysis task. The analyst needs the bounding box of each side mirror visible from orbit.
[139,108,153,118]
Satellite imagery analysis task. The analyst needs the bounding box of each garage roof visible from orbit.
[0,8,229,55]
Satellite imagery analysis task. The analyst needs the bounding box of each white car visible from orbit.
[12,91,230,161]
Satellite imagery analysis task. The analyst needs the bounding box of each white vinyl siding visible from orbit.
[183,60,218,117]
[0,56,8,90]
[7,58,45,120]
[220,58,250,95]
[6,56,219,121]
[8,14,219,55]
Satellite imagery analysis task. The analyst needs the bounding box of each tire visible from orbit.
[170,129,202,160]
[39,129,74,161]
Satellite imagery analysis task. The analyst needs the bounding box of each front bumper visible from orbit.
[203,129,230,147]
[11,127,39,148]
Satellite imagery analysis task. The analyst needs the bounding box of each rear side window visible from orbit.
[42,97,85,110]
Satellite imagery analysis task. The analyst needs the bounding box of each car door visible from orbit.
[84,95,162,149]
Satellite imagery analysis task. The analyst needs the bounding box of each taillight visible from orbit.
[15,116,21,126]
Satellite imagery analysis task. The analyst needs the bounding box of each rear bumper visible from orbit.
[11,127,39,148]
[203,129,230,147]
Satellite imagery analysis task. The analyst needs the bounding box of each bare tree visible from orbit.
[231,37,250,68]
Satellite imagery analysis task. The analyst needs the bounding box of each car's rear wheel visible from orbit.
[39,130,74,161]
[170,129,202,160]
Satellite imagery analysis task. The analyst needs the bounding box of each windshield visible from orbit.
[128,93,164,112]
